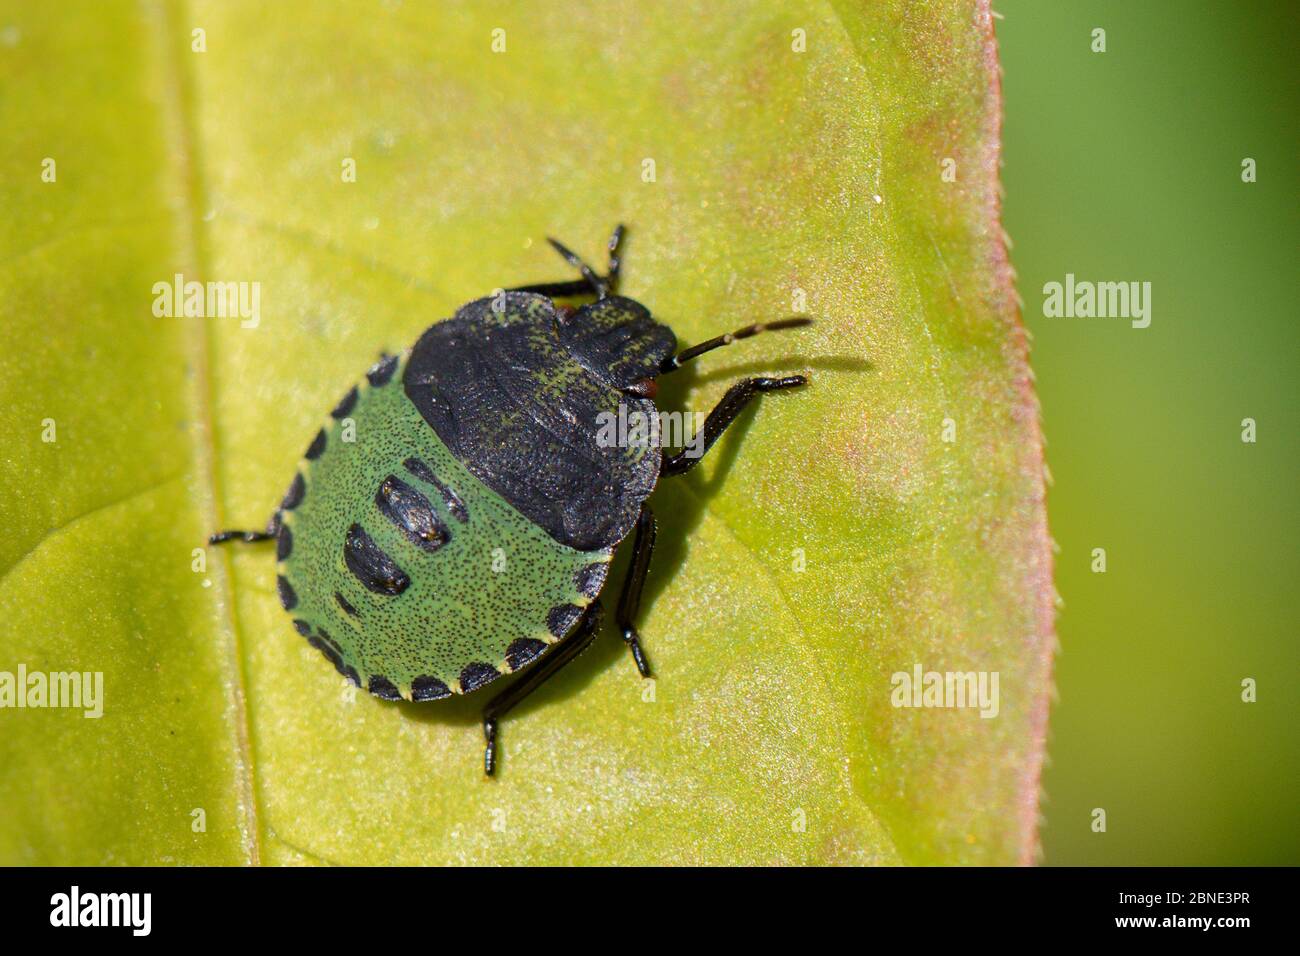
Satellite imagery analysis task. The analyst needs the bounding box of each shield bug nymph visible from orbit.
[211,225,812,774]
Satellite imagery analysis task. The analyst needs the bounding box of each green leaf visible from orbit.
[0,0,1052,865]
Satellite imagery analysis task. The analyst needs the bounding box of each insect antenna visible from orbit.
[508,224,625,300]
[659,317,814,373]
[546,237,608,299]
[605,223,625,289]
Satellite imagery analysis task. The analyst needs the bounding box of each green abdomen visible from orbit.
[278,354,610,701]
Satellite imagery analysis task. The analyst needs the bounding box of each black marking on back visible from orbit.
[281,473,306,510]
[367,353,398,387]
[375,475,450,553]
[368,675,402,700]
[292,619,312,636]
[403,293,664,551]
[331,385,359,419]
[277,575,297,611]
[505,638,548,672]
[546,603,584,639]
[403,457,470,523]
[334,591,359,618]
[411,675,451,701]
[276,524,293,561]
[575,562,608,599]
[402,456,438,485]
[343,523,410,595]
[459,661,500,694]
[305,428,327,460]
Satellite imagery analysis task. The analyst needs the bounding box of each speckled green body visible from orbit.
[278,351,611,700]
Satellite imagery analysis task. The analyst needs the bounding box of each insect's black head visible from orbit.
[557,295,677,392]
[533,225,812,395]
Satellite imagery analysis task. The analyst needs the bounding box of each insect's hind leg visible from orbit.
[209,512,280,545]
[662,376,807,477]
[507,224,625,300]
[615,504,656,679]
[481,601,605,776]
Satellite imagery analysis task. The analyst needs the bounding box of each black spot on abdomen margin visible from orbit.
[575,562,608,599]
[310,632,359,687]
[276,524,293,561]
[305,428,327,460]
[506,638,548,672]
[411,675,451,701]
[281,473,306,511]
[546,603,584,639]
[367,353,398,387]
[459,662,500,694]
[368,675,402,700]
[331,386,359,419]
[277,575,297,611]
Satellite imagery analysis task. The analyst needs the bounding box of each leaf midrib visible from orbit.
[154,0,262,864]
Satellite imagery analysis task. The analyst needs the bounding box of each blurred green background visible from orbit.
[997,1,1298,864]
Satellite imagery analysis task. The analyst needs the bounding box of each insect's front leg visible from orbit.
[661,375,806,476]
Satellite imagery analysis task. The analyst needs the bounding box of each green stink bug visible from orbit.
[211,225,810,774]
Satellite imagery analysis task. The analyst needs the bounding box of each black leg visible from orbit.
[482,601,604,776]
[616,505,656,678]
[209,512,280,546]
[662,376,807,477]
[508,224,624,300]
